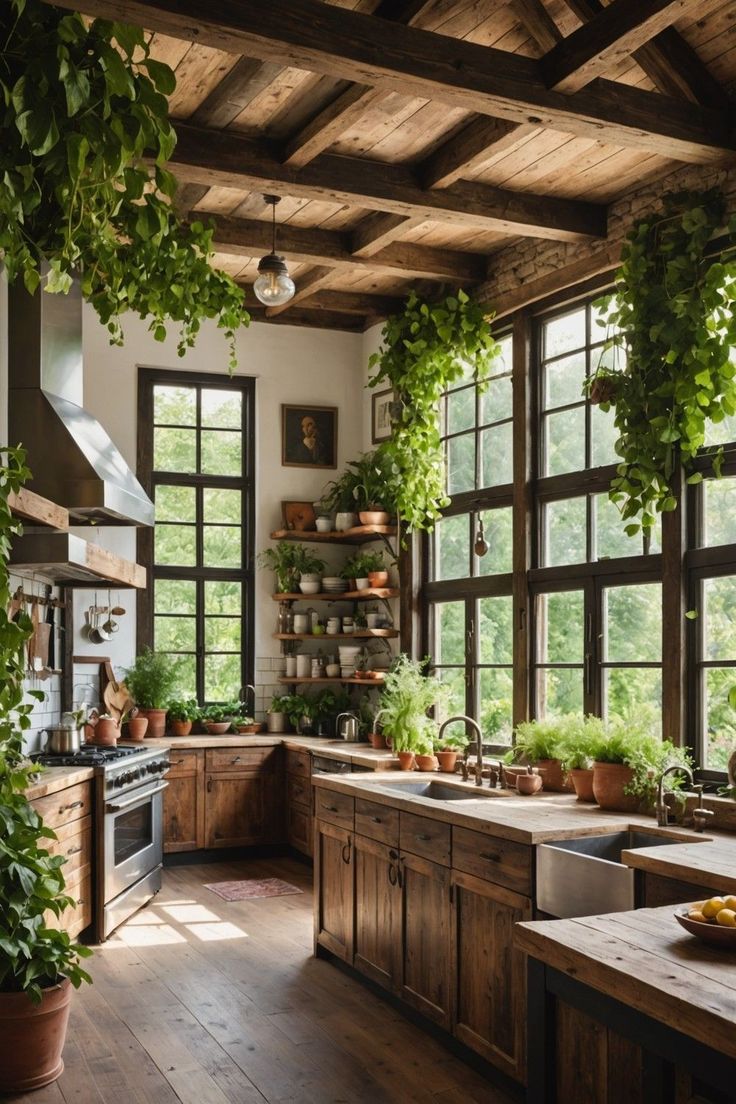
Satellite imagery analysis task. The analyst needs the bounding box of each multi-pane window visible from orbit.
[441,334,513,498]
[138,369,254,703]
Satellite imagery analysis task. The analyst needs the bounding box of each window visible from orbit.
[138,369,255,703]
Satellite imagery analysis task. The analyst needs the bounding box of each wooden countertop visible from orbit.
[516,905,736,1059]
[25,764,94,800]
[146,734,399,769]
[621,838,736,894]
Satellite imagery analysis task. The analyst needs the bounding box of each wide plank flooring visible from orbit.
[8,857,512,1104]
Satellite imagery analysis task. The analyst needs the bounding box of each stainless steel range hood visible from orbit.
[7,279,154,527]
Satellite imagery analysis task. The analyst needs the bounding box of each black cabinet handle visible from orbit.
[341,839,352,865]
[324,804,338,813]
[415,833,431,842]
[370,815,382,824]
[231,756,241,764]
[480,851,501,863]
[66,845,83,856]
[61,800,84,812]
[388,863,397,886]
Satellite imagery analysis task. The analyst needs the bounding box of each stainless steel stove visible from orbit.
[34,743,169,941]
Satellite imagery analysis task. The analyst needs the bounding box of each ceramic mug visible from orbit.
[295,653,310,678]
[285,655,297,677]
[293,613,309,633]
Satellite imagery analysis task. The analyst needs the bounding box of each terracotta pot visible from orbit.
[359,510,390,527]
[367,570,389,588]
[0,978,72,1092]
[369,731,387,749]
[90,718,118,746]
[204,721,231,735]
[237,722,264,734]
[398,751,415,772]
[137,708,167,739]
[169,719,192,738]
[436,750,458,773]
[415,754,438,772]
[570,767,596,803]
[517,771,543,795]
[126,716,149,742]
[535,758,573,793]
[592,761,638,811]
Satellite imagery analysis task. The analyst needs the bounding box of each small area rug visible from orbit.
[204,877,303,902]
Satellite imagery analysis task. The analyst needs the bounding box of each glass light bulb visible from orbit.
[254,266,295,307]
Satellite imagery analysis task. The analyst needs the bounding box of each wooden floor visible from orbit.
[11,857,513,1104]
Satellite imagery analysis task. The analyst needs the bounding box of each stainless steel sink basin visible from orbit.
[537,830,700,919]
[371,780,491,801]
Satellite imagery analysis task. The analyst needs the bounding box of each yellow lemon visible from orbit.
[723,896,736,912]
[702,897,726,919]
[717,909,736,927]
[690,901,706,912]
[688,909,707,923]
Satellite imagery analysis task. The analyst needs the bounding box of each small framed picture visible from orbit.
[372,388,395,444]
[281,405,337,469]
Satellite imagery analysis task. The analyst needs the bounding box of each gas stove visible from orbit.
[33,744,149,768]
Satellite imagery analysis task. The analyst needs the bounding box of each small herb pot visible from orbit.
[369,731,387,749]
[355,577,371,591]
[359,510,390,526]
[126,716,149,742]
[398,751,415,771]
[415,754,438,772]
[267,711,286,733]
[169,719,192,738]
[204,721,231,735]
[367,570,389,588]
[436,750,458,773]
[335,512,357,531]
[91,718,119,746]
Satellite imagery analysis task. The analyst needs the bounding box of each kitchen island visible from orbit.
[517,906,736,1103]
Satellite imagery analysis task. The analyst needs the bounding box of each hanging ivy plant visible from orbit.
[591,188,736,534]
[368,289,500,532]
[0,0,247,368]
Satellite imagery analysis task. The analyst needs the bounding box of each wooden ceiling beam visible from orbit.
[50,0,733,164]
[350,212,426,257]
[242,286,402,316]
[419,117,537,190]
[190,56,283,128]
[247,305,366,332]
[542,0,713,94]
[171,123,607,242]
[209,214,486,282]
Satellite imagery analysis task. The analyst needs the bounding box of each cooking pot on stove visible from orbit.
[41,723,81,755]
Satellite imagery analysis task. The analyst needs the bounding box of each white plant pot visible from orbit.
[315,517,332,532]
[335,512,357,532]
[355,577,370,590]
[267,712,285,733]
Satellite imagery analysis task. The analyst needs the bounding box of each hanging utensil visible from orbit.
[102,588,118,635]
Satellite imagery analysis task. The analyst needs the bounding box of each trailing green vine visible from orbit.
[592,188,736,534]
[368,289,500,532]
[0,0,247,368]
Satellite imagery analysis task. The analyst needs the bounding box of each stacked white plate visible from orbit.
[338,645,361,679]
[322,576,348,593]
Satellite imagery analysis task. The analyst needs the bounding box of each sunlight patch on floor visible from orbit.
[185,920,248,942]
[117,921,188,947]
[160,903,221,923]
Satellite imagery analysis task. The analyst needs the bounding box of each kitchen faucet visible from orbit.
[655,764,714,831]
[438,715,483,787]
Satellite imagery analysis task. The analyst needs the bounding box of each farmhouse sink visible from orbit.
[537,830,703,918]
[370,779,499,802]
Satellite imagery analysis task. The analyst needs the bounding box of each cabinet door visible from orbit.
[451,869,531,1082]
[287,802,313,857]
[399,851,451,1027]
[164,771,204,852]
[353,834,401,989]
[205,774,267,848]
[314,819,354,962]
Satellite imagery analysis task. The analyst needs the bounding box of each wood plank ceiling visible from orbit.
[56,0,736,331]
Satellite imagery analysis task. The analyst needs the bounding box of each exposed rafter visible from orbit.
[50,0,734,164]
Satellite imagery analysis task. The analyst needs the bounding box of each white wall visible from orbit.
[72,306,365,716]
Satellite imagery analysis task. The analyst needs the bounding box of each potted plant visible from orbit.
[559,716,606,802]
[201,704,233,735]
[363,550,389,589]
[236,715,264,734]
[320,471,359,531]
[167,699,199,738]
[123,649,178,738]
[415,719,439,772]
[506,718,571,792]
[312,689,338,737]
[344,448,399,525]
[378,655,449,771]
[592,716,691,812]
[121,704,148,743]
[267,694,291,734]
[258,542,325,594]
[0,446,92,1092]
[88,713,119,747]
[433,727,469,773]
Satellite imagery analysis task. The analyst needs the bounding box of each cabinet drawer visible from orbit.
[286,749,310,779]
[166,749,201,778]
[452,826,532,896]
[206,747,276,773]
[287,773,311,810]
[315,788,354,830]
[46,815,92,879]
[400,811,451,866]
[32,781,92,830]
[45,865,92,939]
[355,798,399,847]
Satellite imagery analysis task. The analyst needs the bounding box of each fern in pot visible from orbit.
[123,649,179,738]
[592,714,691,812]
[378,655,449,771]
[505,718,572,792]
[558,716,606,803]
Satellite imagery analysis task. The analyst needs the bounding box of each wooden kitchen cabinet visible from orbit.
[451,868,531,1081]
[286,748,313,857]
[314,819,354,962]
[164,750,204,853]
[399,850,452,1028]
[205,771,279,848]
[353,833,401,989]
[32,778,93,940]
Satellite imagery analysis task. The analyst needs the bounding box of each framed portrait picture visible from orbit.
[372,388,395,444]
[281,404,337,469]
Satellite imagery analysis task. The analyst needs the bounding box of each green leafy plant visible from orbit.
[201,701,241,725]
[591,188,736,534]
[257,543,326,592]
[0,447,92,1002]
[369,289,501,532]
[321,448,400,514]
[167,699,200,724]
[433,728,469,753]
[505,717,566,764]
[593,714,692,805]
[342,550,385,580]
[123,648,178,709]
[268,694,293,715]
[0,1,247,368]
[557,715,607,771]
[378,654,449,754]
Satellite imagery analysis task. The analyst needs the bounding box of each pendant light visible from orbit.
[474,512,489,557]
[253,195,295,306]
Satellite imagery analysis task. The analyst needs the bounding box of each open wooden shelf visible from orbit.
[9,488,69,531]
[273,629,398,640]
[278,676,386,686]
[272,588,399,602]
[270,524,396,544]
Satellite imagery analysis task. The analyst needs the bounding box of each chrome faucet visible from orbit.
[439,715,483,787]
[655,763,694,826]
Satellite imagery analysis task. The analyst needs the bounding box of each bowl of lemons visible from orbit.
[676,896,736,947]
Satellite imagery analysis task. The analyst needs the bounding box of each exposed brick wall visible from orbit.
[475,161,736,310]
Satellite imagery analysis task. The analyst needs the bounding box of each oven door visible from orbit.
[103,780,167,902]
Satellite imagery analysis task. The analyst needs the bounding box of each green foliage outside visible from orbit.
[0,448,92,1002]
[0,1,247,367]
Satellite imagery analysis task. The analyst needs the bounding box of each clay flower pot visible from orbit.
[359,510,390,526]
[369,731,387,749]
[436,750,458,773]
[126,716,149,742]
[534,758,573,793]
[569,767,596,803]
[0,978,72,1092]
[592,761,638,811]
[367,570,389,588]
[517,771,543,795]
[204,721,231,735]
[137,708,167,739]
[398,751,416,771]
[415,754,438,772]
[91,717,119,746]
[169,719,192,738]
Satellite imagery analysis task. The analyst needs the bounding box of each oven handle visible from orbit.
[106,781,168,812]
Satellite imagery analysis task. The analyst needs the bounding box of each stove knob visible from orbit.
[114,776,125,788]
[147,762,158,774]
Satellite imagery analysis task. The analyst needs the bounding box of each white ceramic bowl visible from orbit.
[341,666,355,678]
[299,581,321,594]
[325,664,341,677]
